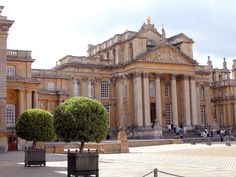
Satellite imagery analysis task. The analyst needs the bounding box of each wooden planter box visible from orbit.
[24,148,46,167]
[67,149,99,177]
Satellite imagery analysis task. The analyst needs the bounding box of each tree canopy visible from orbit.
[16,108,55,148]
[53,96,108,151]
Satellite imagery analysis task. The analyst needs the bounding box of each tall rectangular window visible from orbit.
[48,82,55,91]
[165,103,172,125]
[73,80,80,96]
[200,106,205,126]
[88,80,95,98]
[104,105,110,127]
[6,66,15,77]
[164,82,169,97]
[6,104,15,126]
[149,81,156,97]
[101,80,109,98]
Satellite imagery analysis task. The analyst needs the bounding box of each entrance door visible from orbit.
[8,137,17,151]
[150,103,156,124]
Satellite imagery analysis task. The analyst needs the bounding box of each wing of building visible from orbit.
[0,7,236,152]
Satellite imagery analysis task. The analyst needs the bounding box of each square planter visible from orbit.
[24,148,46,167]
[67,149,99,177]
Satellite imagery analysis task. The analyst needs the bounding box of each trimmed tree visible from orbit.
[53,96,108,152]
[16,108,55,149]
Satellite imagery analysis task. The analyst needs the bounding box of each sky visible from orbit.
[1,0,236,70]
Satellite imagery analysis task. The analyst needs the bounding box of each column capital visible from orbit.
[155,73,161,79]
[133,72,142,78]
[81,76,88,81]
[143,72,149,78]
[171,74,177,80]
[95,76,102,82]
[183,75,191,80]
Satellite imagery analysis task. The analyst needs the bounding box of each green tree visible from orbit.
[16,108,55,149]
[53,96,108,152]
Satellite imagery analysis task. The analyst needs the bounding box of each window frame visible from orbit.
[6,65,16,77]
[6,104,15,127]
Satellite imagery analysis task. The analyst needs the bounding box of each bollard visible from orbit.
[154,168,158,177]
[206,137,211,145]
[226,138,231,146]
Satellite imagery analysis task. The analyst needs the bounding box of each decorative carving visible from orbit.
[145,46,188,64]
[95,76,102,82]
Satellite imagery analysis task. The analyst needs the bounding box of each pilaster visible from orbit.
[143,72,151,127]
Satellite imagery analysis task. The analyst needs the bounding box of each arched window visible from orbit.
[88,80,95,98]
[106,51,109,60]
[101,80,110,98]
[149,80,156,97]
[164,81,169,97]
[199,85,204,101]
[129,42,133,60]
[73,80,80,96]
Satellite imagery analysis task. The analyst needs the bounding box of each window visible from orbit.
[106,51,109,60]
[6,66,15,76]
[113,49,116,60]
[48,82,55,91]
[129,42,133,60]
[104,105,110,127]
[200,106,205,126]
[165,103,172,125]
[73,80,80,96]
[88,80,95,98]
[101,80,110,98]
[199,85,204,101]
[149,80,156,97]
[6,104,15,126]
[164,82,169,97]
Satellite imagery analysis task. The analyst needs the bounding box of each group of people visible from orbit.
[199,127,235,142]
[168,124,183,139]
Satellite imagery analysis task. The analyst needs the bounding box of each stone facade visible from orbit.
[0,8,236,151]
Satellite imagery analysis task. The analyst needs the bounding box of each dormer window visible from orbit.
[6,66,15,77]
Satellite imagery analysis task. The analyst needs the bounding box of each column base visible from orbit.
[128,127,162,139]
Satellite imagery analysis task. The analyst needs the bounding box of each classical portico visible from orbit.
[114,70,198,138]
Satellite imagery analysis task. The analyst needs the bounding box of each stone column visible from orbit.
[95,76,102,101]
[171,75,178,126]
[190,77,198,126]
[183,75,191,127]
[19,89,24,115]
[116,76,125,128]
[234,103,236,127]
[143,72,151,127]
[33,91,39,108]
[26,90,32,109]
[133,72,143,127]
[81,76,88,96]
[155,73,162,126]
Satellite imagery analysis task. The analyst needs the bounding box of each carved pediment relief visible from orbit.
[141,45,195,65]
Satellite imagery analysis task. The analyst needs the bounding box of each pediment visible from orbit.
[139,44,197,65]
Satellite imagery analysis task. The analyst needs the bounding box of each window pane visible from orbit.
[101,80,109,98]
[6,104,15,126]
[149,81,155,97]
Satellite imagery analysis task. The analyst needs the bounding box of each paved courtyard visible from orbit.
[1,142,236,177]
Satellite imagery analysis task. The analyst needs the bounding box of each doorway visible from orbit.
[8,136,17,151]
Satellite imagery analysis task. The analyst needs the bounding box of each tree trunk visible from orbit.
[32,141,37,149]
[79,142,85,152]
